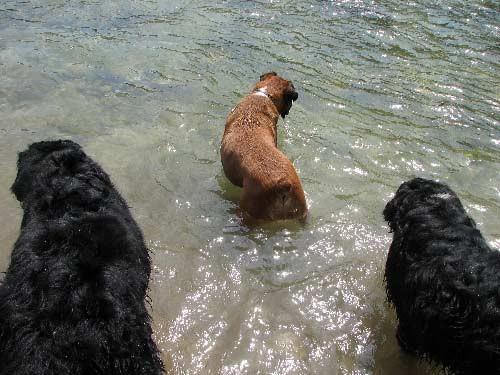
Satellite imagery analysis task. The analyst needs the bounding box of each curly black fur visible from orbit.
[0,140,164,375]
[384,178,500,375]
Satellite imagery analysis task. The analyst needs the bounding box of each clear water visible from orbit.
[0,1,498,374]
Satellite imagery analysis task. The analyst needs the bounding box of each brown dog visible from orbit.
[221,72,307,220]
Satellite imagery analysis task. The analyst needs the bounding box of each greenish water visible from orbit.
[0,1,498,374]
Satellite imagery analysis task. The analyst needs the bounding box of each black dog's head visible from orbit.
[11,140,87,203]
[383,178,458,232]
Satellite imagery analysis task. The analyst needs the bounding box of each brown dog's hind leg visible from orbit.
[239,177,264,219]
[221,149,244,187]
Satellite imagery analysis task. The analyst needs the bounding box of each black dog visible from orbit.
[0,140,164,375]
[384,178,500,375]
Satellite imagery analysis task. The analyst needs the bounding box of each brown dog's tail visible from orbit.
[272,184,307,220]
[241,179,307,220]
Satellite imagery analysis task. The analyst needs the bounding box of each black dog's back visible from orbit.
[0,140,163,375]
[384,178,500,375]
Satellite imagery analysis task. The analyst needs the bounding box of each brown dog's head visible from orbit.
[253,72,298,118]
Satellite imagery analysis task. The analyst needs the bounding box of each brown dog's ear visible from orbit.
[260,71,277,81]
[281,84,298,119]
[285,85,298,102]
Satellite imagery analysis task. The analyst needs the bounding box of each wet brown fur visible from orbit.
[220,72,307,220]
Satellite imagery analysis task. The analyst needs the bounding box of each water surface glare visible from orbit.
[1,1,499,374]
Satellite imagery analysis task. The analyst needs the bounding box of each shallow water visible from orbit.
[0,1,499,374]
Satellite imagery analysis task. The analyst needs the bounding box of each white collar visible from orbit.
[252,86,271,99]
